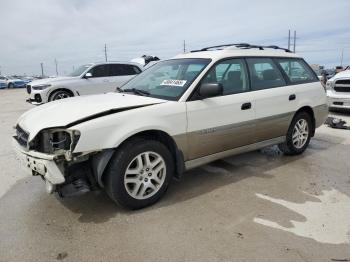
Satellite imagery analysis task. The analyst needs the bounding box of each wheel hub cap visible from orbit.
[124,151,166,200]
[292,119,309,149]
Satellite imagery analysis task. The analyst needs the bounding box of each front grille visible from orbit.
[334,79,350,92]
[26,85,31,94]
[15,125,29,147]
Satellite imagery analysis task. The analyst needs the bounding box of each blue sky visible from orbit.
[1,0,349,76]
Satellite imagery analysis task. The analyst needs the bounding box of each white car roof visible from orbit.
[174,48,301,61]
[89,61,143,67]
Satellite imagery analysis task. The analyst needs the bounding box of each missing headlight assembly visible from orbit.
[30,129,80,157]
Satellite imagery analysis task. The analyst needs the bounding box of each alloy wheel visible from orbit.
[124,151,166,200]
[292,119,309,149]
[55,93,69,100]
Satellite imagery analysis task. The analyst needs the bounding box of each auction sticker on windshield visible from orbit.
[160,79,187,87]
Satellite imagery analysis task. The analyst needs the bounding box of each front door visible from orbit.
[186,58,255,160]
[78,64,114,95]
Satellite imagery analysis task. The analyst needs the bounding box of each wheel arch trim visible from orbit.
[92,129,186,187]
[48,88,75,100]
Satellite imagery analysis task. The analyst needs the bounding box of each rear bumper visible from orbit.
[12,138,65,185]
[327,90,350,109]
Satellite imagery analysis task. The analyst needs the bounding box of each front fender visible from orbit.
[70,102,187,153]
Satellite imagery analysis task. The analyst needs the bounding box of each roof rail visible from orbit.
[191,43,292,53]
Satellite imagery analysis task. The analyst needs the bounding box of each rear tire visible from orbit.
[49,90,72,101]
[278,112,312,155]
[104,138,174,209]
[8,83,14,89]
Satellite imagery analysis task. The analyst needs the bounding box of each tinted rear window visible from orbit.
[246,58,286,90]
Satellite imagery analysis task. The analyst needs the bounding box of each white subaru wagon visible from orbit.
[13,44,328,209]
[26,61,142,104]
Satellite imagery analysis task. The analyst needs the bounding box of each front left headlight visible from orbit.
[32,84,51,90]
[30,129,80,155]
[326,81,333,90]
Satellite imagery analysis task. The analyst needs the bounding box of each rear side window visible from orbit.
[109,64,141,76]
[277,58,317,83]
[202,58,249,95]
[246,58,286,90]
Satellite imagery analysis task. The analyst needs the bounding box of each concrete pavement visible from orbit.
[1,89,350,262]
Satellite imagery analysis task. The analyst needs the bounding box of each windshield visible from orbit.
[68,64,92,77]
[120,58,211,100]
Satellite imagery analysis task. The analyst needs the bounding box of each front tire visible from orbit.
[278,112,312,155]
[104,138,174,209]
[49,90,72,101]
[8,83,14,89]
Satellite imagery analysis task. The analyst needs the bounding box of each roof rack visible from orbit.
[191,43,292,53]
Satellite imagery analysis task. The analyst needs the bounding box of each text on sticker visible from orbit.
[160,79,187,87]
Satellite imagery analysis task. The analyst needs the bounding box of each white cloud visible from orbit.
[0,0,349,75]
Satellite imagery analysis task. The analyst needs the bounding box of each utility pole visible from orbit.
[293,30,296,53]
[54,59,58,76]
[0,66,2,76]
[40,63,44,77]
[340,49,344,66]
[183,40,186,53]
[104,44,108,62]
[287,30,291,50]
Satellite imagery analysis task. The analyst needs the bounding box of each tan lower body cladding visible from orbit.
[173,104,328,163]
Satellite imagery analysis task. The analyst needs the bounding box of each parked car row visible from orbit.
[13,44,328,209]
[0,75,32,89]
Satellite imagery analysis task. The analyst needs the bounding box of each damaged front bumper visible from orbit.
[12,138,65,192]
[12,138,96,196]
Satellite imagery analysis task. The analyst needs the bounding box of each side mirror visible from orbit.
[84,72,92,78]
[199,83,223,99]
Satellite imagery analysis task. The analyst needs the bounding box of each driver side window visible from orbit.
[202,59,249,95]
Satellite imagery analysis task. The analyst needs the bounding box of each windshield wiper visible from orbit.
[123,88,150,96]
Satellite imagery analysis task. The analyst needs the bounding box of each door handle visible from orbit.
[103,79,109,82]
[289,94,296,101]
[241,102,251,110]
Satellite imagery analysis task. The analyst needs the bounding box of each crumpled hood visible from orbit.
[29,76,78,86]
[17,92,166,140]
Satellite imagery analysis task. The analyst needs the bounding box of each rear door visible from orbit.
[186,58,255,160]
[246,57,295,142]
[107,64,141,91]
